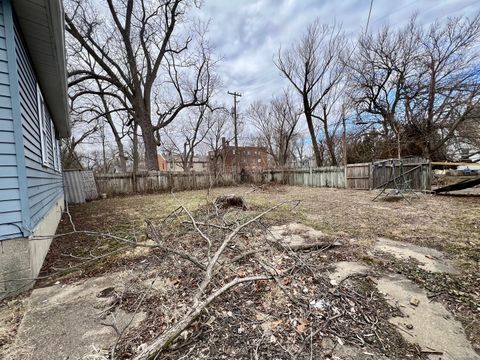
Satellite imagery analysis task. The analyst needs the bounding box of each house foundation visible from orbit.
[0,196,64,298]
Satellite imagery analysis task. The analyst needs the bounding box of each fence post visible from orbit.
[369,163,373,190]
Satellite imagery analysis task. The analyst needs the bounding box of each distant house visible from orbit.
[157,153,168,171]
[446,137,480,171]
[158,153,209,172]
[0,0,69,296]
[292,156,316,169]
[209,138,270,174]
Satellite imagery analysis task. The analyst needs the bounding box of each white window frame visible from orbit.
[37,85,48,166]
[56,139,61,172]
[51,119,59,171]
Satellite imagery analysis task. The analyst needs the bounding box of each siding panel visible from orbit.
[0,0,21,239]
[14,11,63,229]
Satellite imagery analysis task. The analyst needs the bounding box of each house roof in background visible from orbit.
[13,0,70,137]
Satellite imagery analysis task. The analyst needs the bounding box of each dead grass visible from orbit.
[10,185,480,358]
[41,185,479,301]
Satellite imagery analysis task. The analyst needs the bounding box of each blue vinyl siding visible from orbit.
[14,15,63,229]
[0,0,22,239]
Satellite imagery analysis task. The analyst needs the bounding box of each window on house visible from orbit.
[50,120,61,172]
[37,85,48,166]
[56,139,61,171]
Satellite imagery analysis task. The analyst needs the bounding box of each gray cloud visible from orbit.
[195,0,480,110]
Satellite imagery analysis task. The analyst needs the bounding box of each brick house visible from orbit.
[209,138,270,174]
[157,153,167,171]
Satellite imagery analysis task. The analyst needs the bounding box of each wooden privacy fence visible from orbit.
[94,171,264,196]
[346,158,431,191]
[264,167,346,188]
[346,163,371,190]
[371,159,431,191]
[65,159,431,202]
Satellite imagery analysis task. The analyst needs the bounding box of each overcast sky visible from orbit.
[194,0,479,111]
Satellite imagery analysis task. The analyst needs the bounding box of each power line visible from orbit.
[365,0,374,35]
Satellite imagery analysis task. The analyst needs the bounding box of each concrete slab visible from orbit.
[328,261,369,285]
[12,272,145,360]
[267,223,325,247]
[375,238,457,273]
[377,274,479,360]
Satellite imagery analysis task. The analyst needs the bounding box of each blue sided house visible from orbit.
[0,0,69,296]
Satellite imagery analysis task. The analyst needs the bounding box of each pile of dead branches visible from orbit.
[114,195,341,359]
[26,193,416,359]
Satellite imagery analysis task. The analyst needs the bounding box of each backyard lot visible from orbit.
[1,185,479,359]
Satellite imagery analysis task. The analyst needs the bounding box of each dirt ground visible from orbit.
[1,185,479,359]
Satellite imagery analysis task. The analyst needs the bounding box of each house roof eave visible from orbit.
[13,0,70,138]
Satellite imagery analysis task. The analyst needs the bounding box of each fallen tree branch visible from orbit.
[111,272,161,359]
[132,275,273,360]
[193,201,290,305]
[270,240,342,252]
[174,200,213,258]
[181,221,232,231]
[227,239,340,265]
[133,200,297,359]
[145,220,206,271]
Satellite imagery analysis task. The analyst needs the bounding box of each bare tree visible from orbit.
[202,108,232,177]
[62,90,102,169]
[248,91,301,167]
[161,106,215,172]
[404,14,480,159]
[276,21,347,166]
[65,0,217,170]
[347,14,480,161]
[347,19,419,159]
[290,133,308,167]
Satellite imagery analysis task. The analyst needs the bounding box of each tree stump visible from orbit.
[214,194,248,210]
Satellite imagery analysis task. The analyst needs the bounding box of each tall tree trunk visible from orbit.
[423,139,431,161]
[133,122,139,173]
[323,120,337,166]
[116,139,127,172]
[137,111,159,171]
[304,105,322,166]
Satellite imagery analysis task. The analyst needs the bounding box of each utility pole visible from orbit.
[227,91,242,178]
[101,120,107,173]
[342,107,347,188]
[342,107,347,167]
